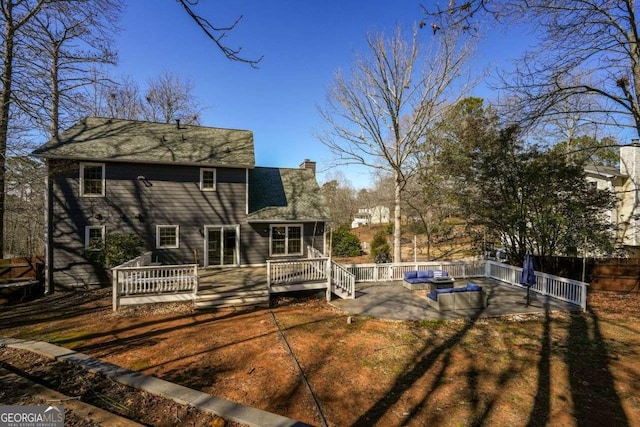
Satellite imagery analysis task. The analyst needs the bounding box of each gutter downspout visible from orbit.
[44,160,54,294]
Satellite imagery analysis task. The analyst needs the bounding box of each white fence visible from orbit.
[340,259,587,310]
[343,261,486,283]
[112,254,587,311]
[112,254,198,311]
[485,260,588,311]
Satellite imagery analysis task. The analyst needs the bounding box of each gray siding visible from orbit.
[244,222,325,265]
[48,160,327,289]
[50,160,249,288]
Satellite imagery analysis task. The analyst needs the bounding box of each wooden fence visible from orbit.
[589,258,640,293]
[0,256,44,281]
[0,256,45,303]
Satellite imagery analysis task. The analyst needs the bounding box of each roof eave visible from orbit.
[32,153,255,169]
[247,218,329,223]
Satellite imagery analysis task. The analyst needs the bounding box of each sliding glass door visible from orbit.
[205,225,239,267]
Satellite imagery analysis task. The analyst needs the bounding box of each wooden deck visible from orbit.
[196,267,270,309]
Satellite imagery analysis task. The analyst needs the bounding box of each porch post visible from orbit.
[266,261,271,289]
[326,258,332,301]
[192,264,199,300]
[112,268,119,312]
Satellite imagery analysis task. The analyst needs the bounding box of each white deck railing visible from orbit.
[336,259,586,310]
[307,245,325,259]
[485,260,588,311]
[267,257,356,300]
[114,251,153,269]
[343,261,486,283]
[331,261,356,299]
[267,258,328,286]
[112,255,198,311]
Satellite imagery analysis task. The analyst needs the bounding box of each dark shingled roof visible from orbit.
[248,167,329,222]
[584,164,627,178]
[32,117,255,167]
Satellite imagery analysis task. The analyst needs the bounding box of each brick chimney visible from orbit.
[299,159,316,175]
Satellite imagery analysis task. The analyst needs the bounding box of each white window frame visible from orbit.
[156,225,180,249]
[80,162,105,197]
[85,225,105,250]
[270,224,303,257]
[204,224,240,267]
[200,168,217,191]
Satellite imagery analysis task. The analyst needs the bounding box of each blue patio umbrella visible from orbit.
[520,253,536,306]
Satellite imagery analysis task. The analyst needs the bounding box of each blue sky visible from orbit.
[115,1,531,189]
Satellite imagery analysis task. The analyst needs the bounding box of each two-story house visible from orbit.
[351,206,390,228]
[585,141,640,255]
[33,117,328,289]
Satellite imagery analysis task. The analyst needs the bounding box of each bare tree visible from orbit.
[318,24,471,262]
[99,74,143,120]
[4,156,44,256]
[0,0,50,257]
[22,0,122,138]
[321,172,358,228]
[82,71,204,124]
[426,0,640,138]
[176,0,262,68]
[142,71,202,124]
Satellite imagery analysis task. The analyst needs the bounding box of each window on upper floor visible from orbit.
[85,226,105,250]
[80,162,105,197]
[200,168,216,191]
[156,225,179,249]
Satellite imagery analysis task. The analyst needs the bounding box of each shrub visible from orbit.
[370,230,391,263]
[331,225,362,257]
[407,221,427,235]
[86,232,145,267]
[385,222,394,235]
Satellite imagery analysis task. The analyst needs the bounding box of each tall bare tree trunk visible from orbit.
[393,170,402,263]
[0,0,47,257]
[0,8,16,258]
[49,43,59,139]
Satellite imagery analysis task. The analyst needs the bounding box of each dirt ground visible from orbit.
[0,347,235,427]
[348,224,474,263]
[1,288,640,426]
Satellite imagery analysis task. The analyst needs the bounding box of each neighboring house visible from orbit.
[585,142,640,255]
[351,205,390,228]
[33,117,328,289]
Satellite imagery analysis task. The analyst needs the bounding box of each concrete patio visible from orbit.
[329,278,580,321]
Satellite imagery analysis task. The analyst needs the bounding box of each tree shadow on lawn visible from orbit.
[62,309,274,357]
[0,288,282,362]
[0,289,111,330]
[351,298,631,427]
[564,308,629,427]
[351,312,484,426]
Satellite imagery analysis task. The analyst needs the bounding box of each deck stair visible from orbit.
[195,268,270,309]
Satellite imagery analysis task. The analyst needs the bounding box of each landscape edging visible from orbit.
[0,337,310,427]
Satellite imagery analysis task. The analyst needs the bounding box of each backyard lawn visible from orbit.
[1,288,639,426]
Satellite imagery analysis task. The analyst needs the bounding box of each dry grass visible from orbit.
[1,288,639,426]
